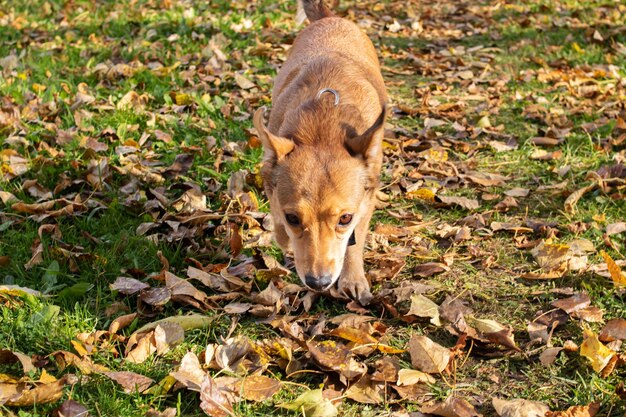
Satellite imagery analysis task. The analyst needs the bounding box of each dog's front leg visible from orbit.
[337,199,374,305]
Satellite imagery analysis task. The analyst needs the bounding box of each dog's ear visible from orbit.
[253,107,295,161]
[345,104,387,160]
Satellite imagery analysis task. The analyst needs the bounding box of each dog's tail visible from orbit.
[296,0,334,24]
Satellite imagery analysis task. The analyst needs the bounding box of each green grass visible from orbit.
[2,0,626,415]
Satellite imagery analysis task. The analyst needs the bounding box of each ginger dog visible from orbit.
[253,0,387,305]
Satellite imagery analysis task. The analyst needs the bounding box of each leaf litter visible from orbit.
[0,0,625,415]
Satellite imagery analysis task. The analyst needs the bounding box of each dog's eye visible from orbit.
[285,213,300,226]
[338,214,353,226]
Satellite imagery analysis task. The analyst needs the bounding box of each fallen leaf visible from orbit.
[413,262,449,278]
[110,277,150,295]
[397,368,436,385]
[551,293,591,314]
[103,371,154,393]
[580,329,616,373]
[53,399,90,417]
[170,351,206,391]
[492,397,549,417]
[436,195,480,210]
[278,389,338,417]
[599,319,626,342]
[199,375,234,417]
[407,335,450,374]
[3,374,77,407]
[307,339,367,380]
[407,294,442,326]
[539,347,564,366]
[545,403,600,417]
[421,396,480,417]
[600,251,626,285]
[238,375,281,401]
[344,374,383,404]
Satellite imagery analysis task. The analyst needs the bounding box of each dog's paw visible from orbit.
[337,274,372,306]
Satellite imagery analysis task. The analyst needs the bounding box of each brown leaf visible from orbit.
[238,375,281,401]
[570,306,603,323]
[140,287,172,306]
[466,317,519,351]
[551,293,591,314]
[564,184,596,214]
[4,374,77,407]
[606,222,626,236]
[0,349,35,374]
[154,322,185,354]
[421,396,481,417]
[145,408,177,417]
[200,375,234,417]
[407,294,441,326]
[397,368,436,385]
[539,347,564,366]
[413,262,449,278]
[307,339,367,380]
[53,399,90,417]
[109,313,138,334]
[103,371,154,393]
[344,374,383,404]
[436,196,480,210]
[407,335,450,374]
[599,319,626,342]
[492,397,549,417]
[545,403,600,417]
[170,352,206,391]
[215,337,251,373]
[110,277,150,295]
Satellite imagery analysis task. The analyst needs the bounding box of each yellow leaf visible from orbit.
[71,340,89,356]
[39,369,57,384]
[572,42,583,53]
[600,251,626,286]
[580,328,615,373]
[32,83,46,94]
[407,188,436,202]
[175,93,193,106]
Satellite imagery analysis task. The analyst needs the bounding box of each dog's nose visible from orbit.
[305,274,332,291]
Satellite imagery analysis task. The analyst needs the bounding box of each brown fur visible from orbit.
[253,1,387,304]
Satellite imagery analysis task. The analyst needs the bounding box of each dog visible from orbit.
[253,0,387,305]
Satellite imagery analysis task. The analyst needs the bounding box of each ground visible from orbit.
[0,0,625,416]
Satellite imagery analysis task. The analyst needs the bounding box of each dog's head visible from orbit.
[253,101,386,291]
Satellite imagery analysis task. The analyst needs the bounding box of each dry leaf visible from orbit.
[199,375,234,417]
[278,389,338,417]
[103,371,154,393]
[421,396,480,417]
[238,375,281,401]
[407,335,450,374]
[170,351,206,391]
[53,399,90,417]
[580,329,616,373]
[599,319,626,342]
[545,403,600,417]
[600,251,626,285]
[397,368,436,385]
[407,294,442,326]
[492,398,549,417]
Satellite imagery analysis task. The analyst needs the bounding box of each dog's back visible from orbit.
[268,1,387,138]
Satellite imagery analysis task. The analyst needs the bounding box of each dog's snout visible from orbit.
[305,274,332,291]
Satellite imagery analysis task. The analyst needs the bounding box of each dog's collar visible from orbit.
[316,88,339,106]
[348,230,356,246]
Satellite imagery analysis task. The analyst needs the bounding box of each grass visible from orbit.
[1,0,626,415]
